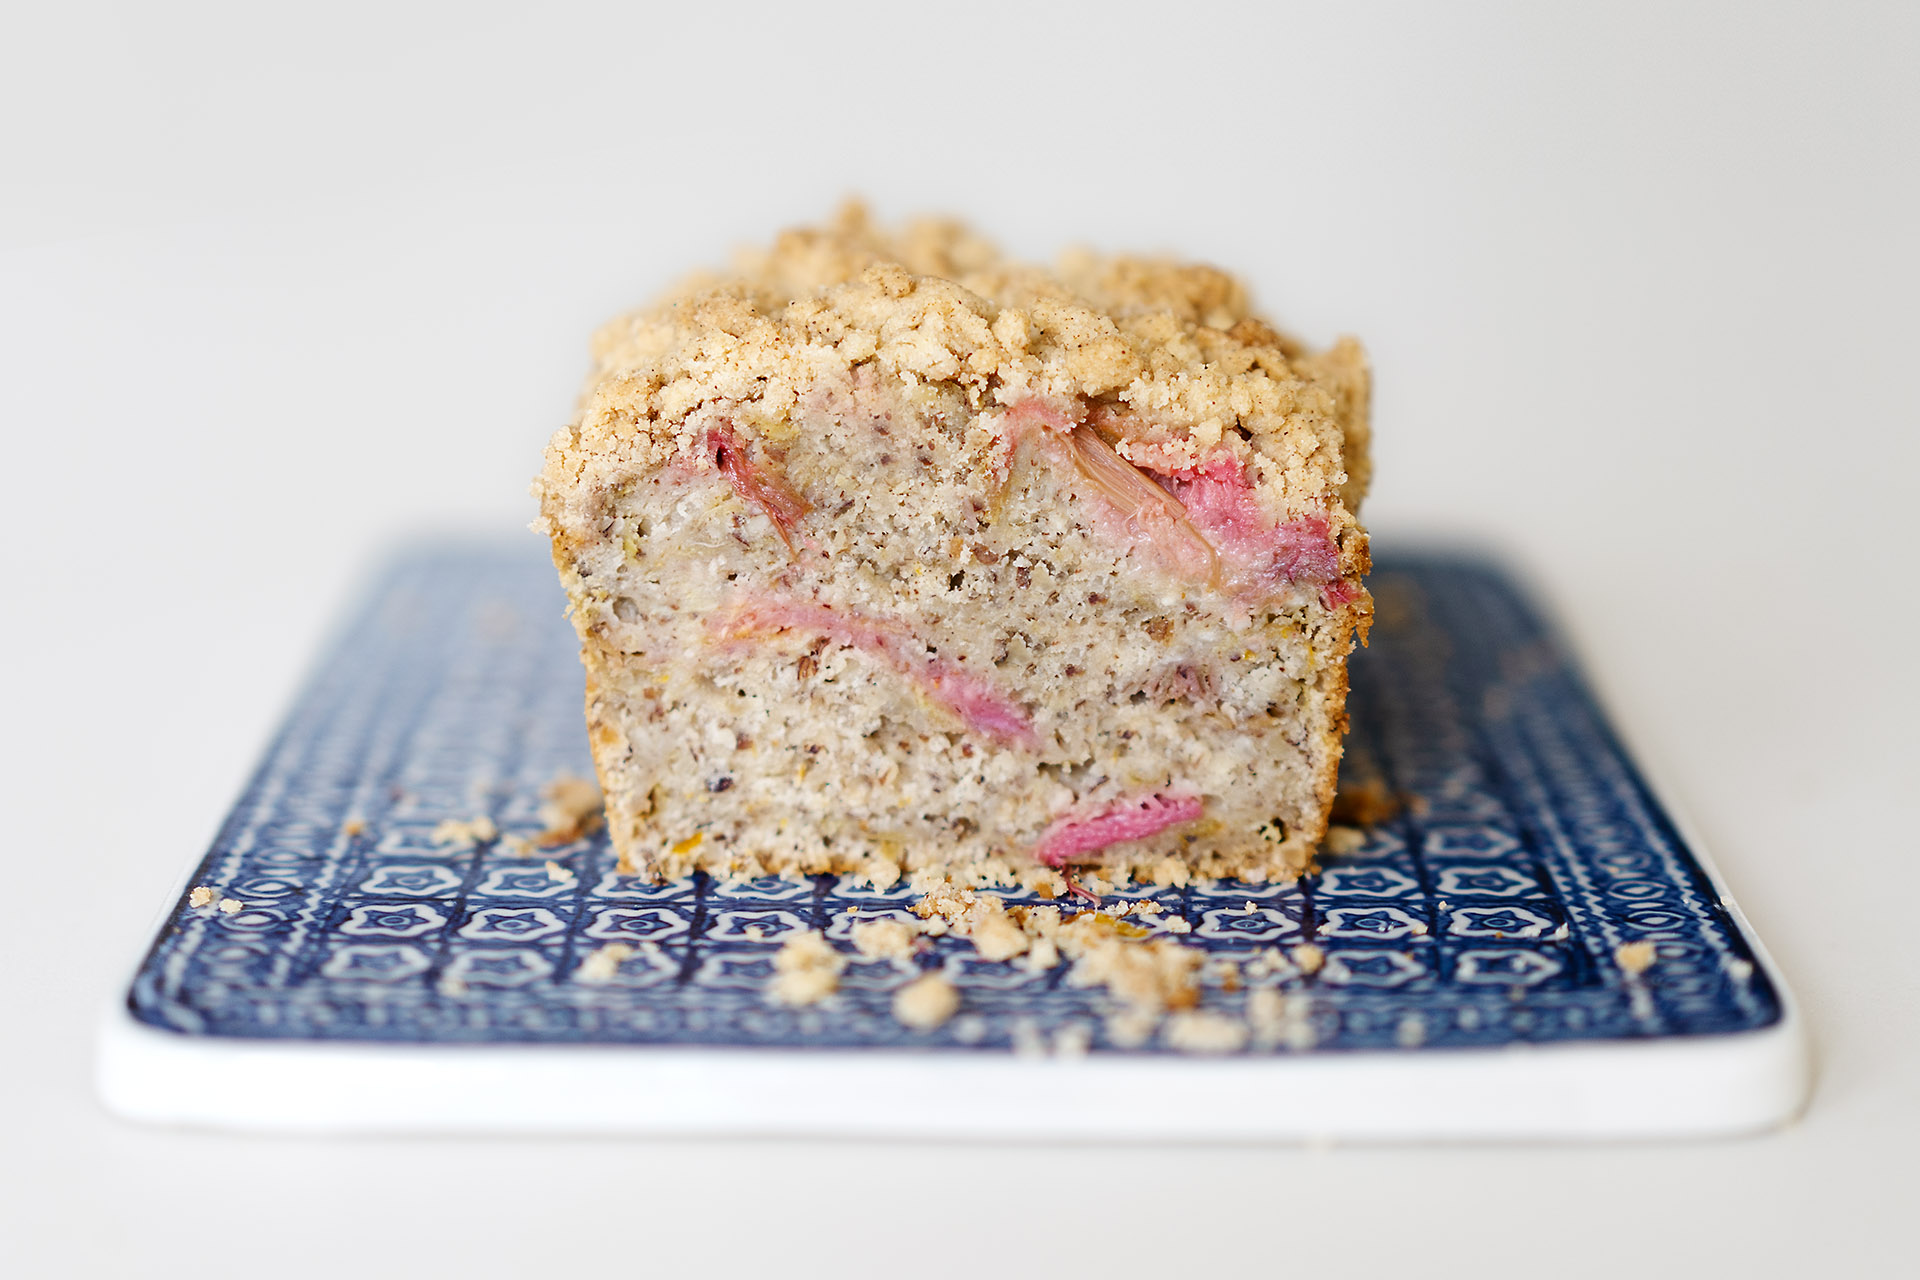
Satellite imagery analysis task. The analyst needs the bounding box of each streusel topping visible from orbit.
[539,202,1370,530]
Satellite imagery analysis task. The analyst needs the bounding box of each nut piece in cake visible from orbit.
[535,204,1372,886]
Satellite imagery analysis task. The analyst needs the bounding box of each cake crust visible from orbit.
[536,205,1372,887]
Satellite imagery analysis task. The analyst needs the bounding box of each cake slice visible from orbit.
[534,205,1372,888]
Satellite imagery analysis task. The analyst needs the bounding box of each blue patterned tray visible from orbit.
[122,544,1782,1067]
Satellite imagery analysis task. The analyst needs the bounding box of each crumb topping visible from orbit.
[538,201,1370,542]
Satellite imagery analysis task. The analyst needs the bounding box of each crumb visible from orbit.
[1160,916,1191,934]
[1207,956,1243,992]
[1329,775,1401,827]
[1615,940,1657,976]
[431,815,498,847]
[1164,1011,1249,1054]
[1104,1010,1159,1048]
[892,974,960,1030]
[950,1015,988,1044]
[342,817,365,837]
[188,886,215,909]
[217,898,243,914]
[543,859,573,881]
[857,858,902,891]
[576,942,634,983]
[851,918,917,962]
[1020,936,1060,972]
[439,974,468,997]
[1063,923,1202,1025]
[1017,865,1069,898]
[537,774,605,845]
[1321,825,1366,856]
[769,930,847,1006]
[1053,1024,1092,1057]
[971,909,1031,962]
[907,877,1208,1045]
[501,834,535,857]
[1243,900,1257,914]
[1011,1019,1050,1058]
[1291,943,1326,975]
[744,925,765,942]
[1148,857,1192,889]
[1245,988,1288,1044]
[1242,947,1295,981]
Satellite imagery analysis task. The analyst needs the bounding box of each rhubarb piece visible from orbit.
[700,422,810,551]
[1034,794,1206,867]
[536,203,1372,885]
[709,594,1037,748]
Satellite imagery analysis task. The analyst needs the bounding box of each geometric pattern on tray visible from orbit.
[128,546,1779,1053]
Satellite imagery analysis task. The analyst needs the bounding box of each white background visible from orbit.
[3,1,1915,1275]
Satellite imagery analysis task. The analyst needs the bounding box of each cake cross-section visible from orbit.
[534,205,1372,888]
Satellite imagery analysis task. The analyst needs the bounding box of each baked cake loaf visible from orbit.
[535,205,1372,888]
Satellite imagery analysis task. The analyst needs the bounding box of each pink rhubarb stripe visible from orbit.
[1003,400,1348,599]
[1032,793,1204,866]
[1155,453,1342,589]
[708,595,1038,749]
[699,422,811,550]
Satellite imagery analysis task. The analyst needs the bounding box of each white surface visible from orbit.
[95,1011,1812,1142]
[2,1,1914,1275]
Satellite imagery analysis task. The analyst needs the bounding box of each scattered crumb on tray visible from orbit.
[536,774,604,845]
[1615,940,1657,976]
[850,918,917,962]
[892,974,960,1030]
[1163,1011,1250,1054]
[770,929,847,1006]
[713,868,1358,1052]
[342,817,366,837]
[188,886,215,909]
[1328,774,1402,828]
[576,942,635,984]
[1321,824,1367,856]
[217,898,243,915]
[432,815,497,847]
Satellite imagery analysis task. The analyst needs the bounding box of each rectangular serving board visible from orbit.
[98,545,1808,1139]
